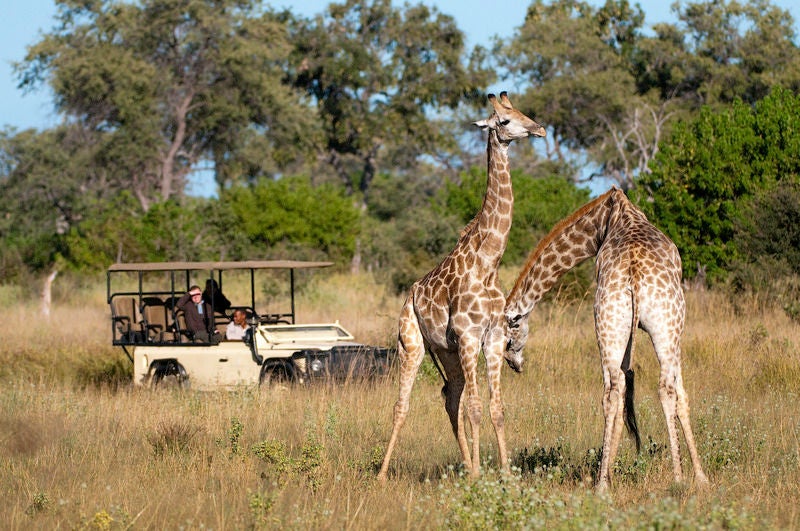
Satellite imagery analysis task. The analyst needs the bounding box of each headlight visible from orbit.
[310,359,324,373]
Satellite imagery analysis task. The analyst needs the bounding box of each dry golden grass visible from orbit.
[1,274,799,528]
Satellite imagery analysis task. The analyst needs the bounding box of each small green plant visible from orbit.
[252,440,293,475]
[251,432,325,491]
[324,404,339,440]
[297,435,324,492]
[513,440,600,484]
[228,417,244,457]
[25,492,50,516]
[89,509,114,530]
[248,489,275,528]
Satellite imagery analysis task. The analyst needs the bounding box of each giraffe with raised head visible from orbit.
[504,187,709,491]
[377,92,545,481]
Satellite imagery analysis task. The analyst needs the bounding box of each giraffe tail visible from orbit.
[622,291,642,454]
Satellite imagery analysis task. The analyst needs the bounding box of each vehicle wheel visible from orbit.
[151,360,189,390]
[259,362,293,388]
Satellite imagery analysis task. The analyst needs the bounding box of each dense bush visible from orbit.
[634,87,800,284]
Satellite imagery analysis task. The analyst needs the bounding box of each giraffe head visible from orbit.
[503,312,528,372]
[473,91,546,143]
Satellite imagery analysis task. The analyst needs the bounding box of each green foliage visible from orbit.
[730,183,800,322]
[288,0,491,199]
[737,183,800,273]
[17,0,312,203]
[2,0,799,297]
[433,469,756,529]
[499,0,800,188]
[222,176,360,261]
[436,168,591,264]
[25,492,50,517]
[251,433,325,491]
[633,86,800,283]
[247,489,276,528]
[252,440,294,475]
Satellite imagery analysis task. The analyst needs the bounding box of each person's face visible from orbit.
[234,311,246,326]
[190,290,202,303]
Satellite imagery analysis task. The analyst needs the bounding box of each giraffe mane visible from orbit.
[507,188,617,302]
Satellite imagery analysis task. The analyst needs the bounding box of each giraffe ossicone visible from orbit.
[505,187,709,491]
[377,92,545,481]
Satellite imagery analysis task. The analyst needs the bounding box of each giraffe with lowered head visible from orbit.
[377,92,545,480]
[504,187,709,491]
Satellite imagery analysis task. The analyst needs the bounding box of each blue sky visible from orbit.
[2,0,798,132]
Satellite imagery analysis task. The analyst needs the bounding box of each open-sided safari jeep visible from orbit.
[107,261,394,389]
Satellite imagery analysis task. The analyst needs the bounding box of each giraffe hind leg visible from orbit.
[675,373,710,487]
[377,299,426,482]
[657,369,685,484]
[598,366,627,491]
[443,371,473,472]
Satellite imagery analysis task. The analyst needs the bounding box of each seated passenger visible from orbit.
[177,285,221,344]
[226,309,250,340]
[203,278,232,315]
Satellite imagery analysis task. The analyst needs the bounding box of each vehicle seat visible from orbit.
[111,296,142,342]
[142,297,177,343]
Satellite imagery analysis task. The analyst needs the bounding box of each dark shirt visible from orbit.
[177,293,214,333]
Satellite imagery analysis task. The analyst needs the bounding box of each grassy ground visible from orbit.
[0,274,799,529]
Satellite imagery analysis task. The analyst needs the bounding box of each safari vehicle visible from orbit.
[107,260,394,389]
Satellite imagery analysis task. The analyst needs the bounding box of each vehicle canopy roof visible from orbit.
[107,260,333,272]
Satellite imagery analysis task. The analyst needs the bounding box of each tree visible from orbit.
[633,0,800,108]
[496,0,800,191]
[17,0,314,209]
[0,127,95,277]
[287,0,492,204]
[632,87,800,282]
[494,0,653,190]
[0,125,117,307]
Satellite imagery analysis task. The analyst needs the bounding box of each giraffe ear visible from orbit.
[473,119,489,130]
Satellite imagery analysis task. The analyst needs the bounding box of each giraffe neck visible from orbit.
[470,130,513,262]
[506,189,618,317]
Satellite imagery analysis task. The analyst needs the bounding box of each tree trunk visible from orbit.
[350,238,361,275]
[41,268,58,318]
[161,93,194,200]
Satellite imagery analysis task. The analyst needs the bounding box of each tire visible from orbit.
[151,360,189,390]
[259,362,293,388]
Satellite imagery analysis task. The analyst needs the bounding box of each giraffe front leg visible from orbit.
[459,337,483,478]
[485,324,509,474]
